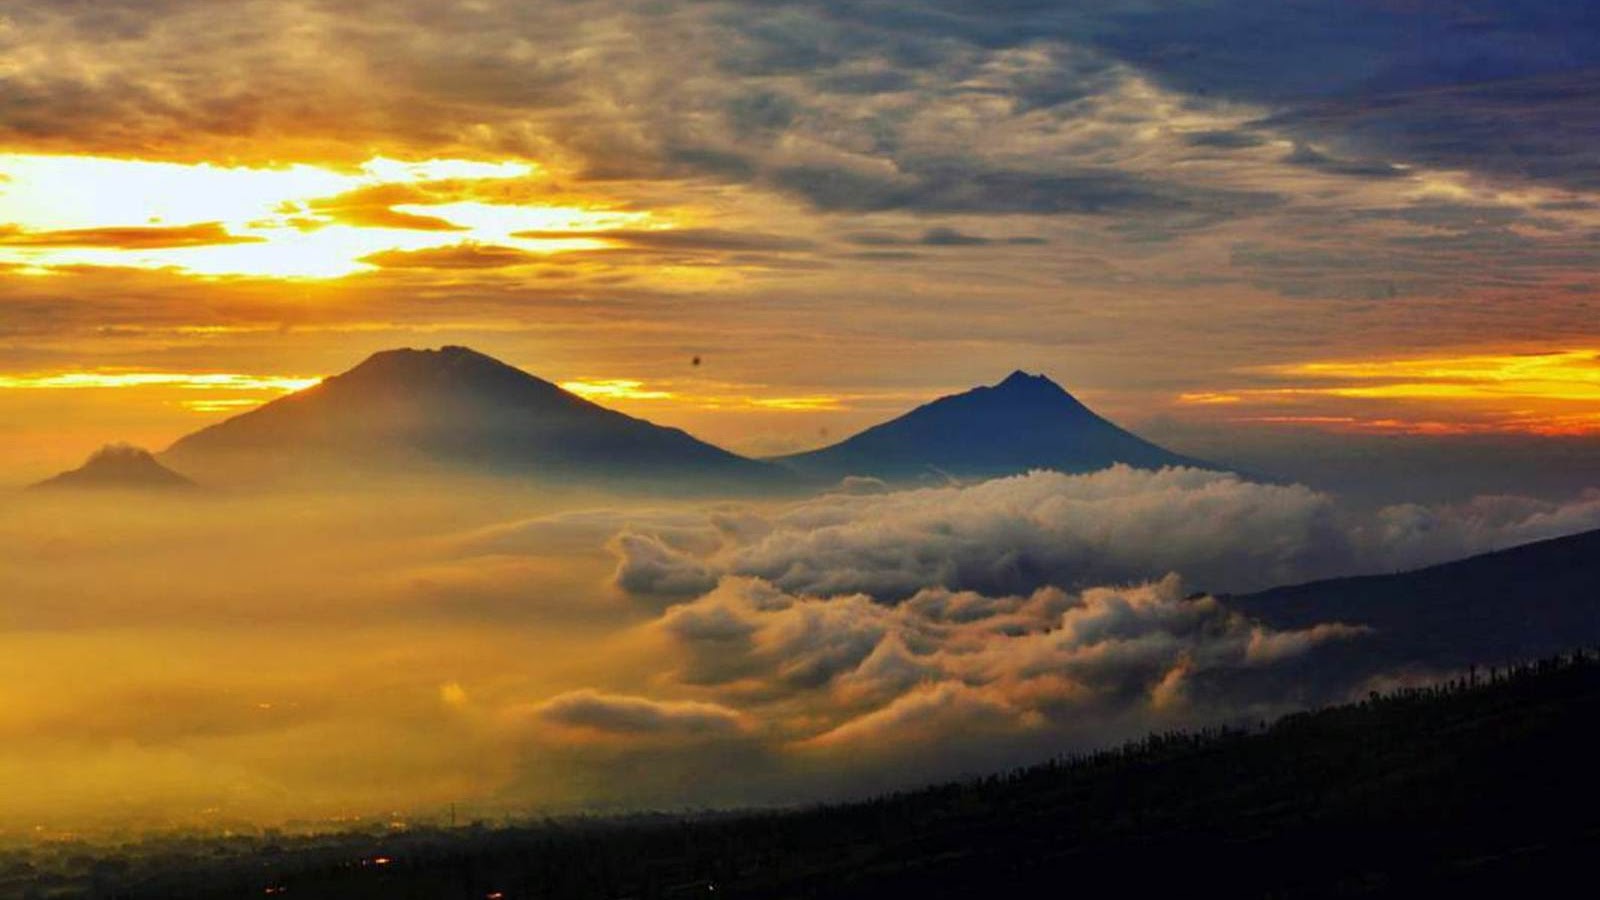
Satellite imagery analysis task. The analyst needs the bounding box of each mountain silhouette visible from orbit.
[773,370,1214,482]
[1227,526,1600,687]
[161,346,789,491]
[31,443,197,491]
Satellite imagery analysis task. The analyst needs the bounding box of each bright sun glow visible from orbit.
[0,154,654,278]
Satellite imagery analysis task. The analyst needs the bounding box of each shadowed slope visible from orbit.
[162,346,790,491]
[75,656,1600,899]
[1230,526,1600,679]
[775,371,1216,482]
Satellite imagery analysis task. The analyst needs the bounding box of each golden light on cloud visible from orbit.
[745,396,846,411]
[1184,350,1600,436]
[0,370,320,418]
[1267,351,1600,402]
[0,154,654,278]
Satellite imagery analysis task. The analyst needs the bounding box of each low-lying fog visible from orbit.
[5,466,1600,841]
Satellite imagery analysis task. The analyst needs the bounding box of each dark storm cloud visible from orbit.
[1260,71,1600,192]
[1184,130,1269,150]
[844,228,1046,248]
[512,228,815,253]
[769,161,1280,216]
[1283,144,1407,180]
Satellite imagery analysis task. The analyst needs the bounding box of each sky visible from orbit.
[2,0,1600,487]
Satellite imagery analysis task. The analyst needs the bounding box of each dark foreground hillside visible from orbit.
[17,654,1600,899]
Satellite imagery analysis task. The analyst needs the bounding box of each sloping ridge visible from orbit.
[31,443,197,491]
[162,346,787,489]
[774,370,1214,481]
[1232,526,1600,668]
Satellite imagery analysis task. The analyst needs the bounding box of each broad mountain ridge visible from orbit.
[1231,525,1600,673]
[774,369,1214,482]
[161,346,787,490]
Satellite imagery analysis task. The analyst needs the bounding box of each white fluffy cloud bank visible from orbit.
[611,467,1600,602]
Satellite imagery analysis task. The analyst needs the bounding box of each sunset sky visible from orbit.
[4,0,1600,484]
[9,2,1600,840]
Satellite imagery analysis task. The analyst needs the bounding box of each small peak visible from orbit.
[975,370,1089,413]
[998,369,1043,386]
[993,370,1064,393]
[359,345,478,364]
[86,442,160,464]
[32,442,196,490]
[321,345,562,402]
[344,345,507,379]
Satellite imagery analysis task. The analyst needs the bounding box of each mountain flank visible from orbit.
[160,346,791,491]
[774,370,1216,482]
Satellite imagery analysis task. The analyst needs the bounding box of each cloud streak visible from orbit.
[525,689,747,740]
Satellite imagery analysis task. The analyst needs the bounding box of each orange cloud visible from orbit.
[0,222,264,249]
[304,184,467,232]
[359,243,541,269]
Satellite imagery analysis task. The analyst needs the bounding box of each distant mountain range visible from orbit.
[773,370,1212,482]
[29,346,1220,491]
[30,443,196,492]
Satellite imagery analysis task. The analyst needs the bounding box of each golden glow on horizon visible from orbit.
[0,154,655,278]
[1176,392,1243,405]
[560,379,676,401]
[1267,351,1600,402]
[0,369,321,417]
[179,398,273,413]
[0,372,322,392]
[1183,350,1600,436]
[561,378,848,412]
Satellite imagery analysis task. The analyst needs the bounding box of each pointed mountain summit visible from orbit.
[773,370,1214,482]
[32,443,197,491]
[161,346,788,490]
